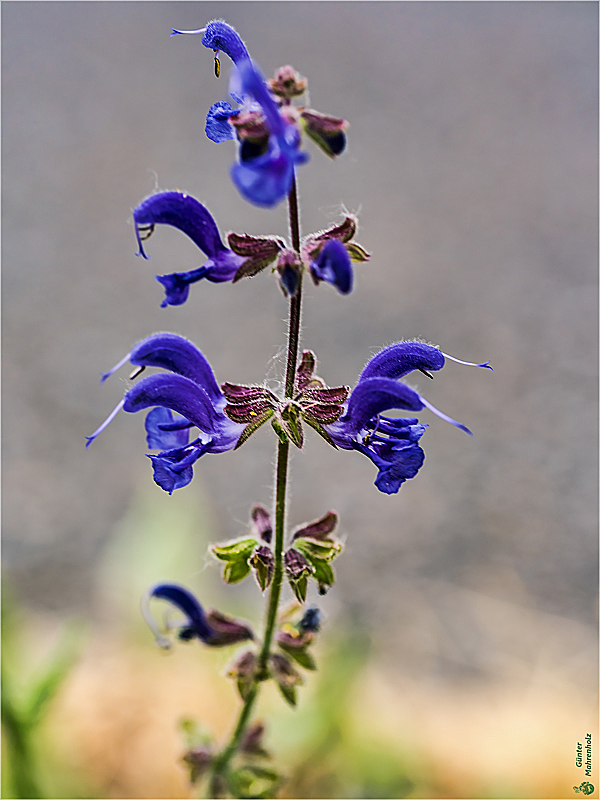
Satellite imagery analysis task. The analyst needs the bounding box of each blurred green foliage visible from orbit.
[1,594,85,799]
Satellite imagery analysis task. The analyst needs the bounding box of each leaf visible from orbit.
[25,621,83,727]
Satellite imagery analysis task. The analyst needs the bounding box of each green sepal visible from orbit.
[301,413,338,449]
[271,417,289,445]
[280,404,304,449]
[237,676,253,700]
[223,559,252,584]
[213,538,257,584]
[310,559,335,594]
[279,642,317,671]
[345,241,371,262]
[293,537,341,562]
[234,408,274,450]
[277,681,298,707]
[250,547,274,592]
[299,111,348,160]
[212,539,258,561]
[228,765,281,799]
[288,573,309,604]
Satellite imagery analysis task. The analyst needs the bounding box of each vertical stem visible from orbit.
[284,174,303,398]
[208,174,303,795]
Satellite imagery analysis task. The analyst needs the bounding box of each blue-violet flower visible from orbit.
[133,191,246,307]
[86,333,244,493]
[172,20,308,207]
[325,342,491,494]
[142,582,253,648]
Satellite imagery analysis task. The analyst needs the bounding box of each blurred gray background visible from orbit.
[3,1,598,690]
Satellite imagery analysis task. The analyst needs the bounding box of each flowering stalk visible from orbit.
[209,175,303,795]
[87,19,492,798]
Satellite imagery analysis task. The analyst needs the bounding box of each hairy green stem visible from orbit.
[207,175,303,797]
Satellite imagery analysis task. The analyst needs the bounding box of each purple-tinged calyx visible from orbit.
[250,503,273,543]
[133,191,246,307]
[302,215,369,296]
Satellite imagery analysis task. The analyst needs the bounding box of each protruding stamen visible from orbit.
[128,365,146,380]
[442,352,493,371]
[140,588,172,649]
[170,27,206,37]
[419,368,434,379]
[214,50,221,78]
[100,352,132,384]
[420,396,472,436]
[85,399,125,448]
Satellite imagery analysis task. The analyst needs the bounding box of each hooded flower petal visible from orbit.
[132,191,245,306]
[129,333,223,404]
[322,342,487,493]
[141,583,253,648]
[200,20,250,64]
[358,341,446,382]
[142,583,216,647]
[309,239,353,294]
[87,335,244,492]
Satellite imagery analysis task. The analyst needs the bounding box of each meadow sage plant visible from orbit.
[88,20,491,798]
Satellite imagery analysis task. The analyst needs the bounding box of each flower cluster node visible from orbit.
[268,65,308,100]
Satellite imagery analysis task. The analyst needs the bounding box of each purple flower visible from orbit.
[309,239,353,295]
[133,191,245,307]
[171,20,308,207]
[141,582,253,648]
[86,334,244,493]
[326,342,491,494]
[171,19,250,64]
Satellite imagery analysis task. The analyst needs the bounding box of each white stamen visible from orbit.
[441,352,493,371]
[85,399,125,448]
[100,351,132,384]
[140,588,172,650]
[420,396,472,436]
[170,27,206,36]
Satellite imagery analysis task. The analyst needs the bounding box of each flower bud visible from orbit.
[268,65,307,99]
[284,549,314,603]
[250,545,275,591]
